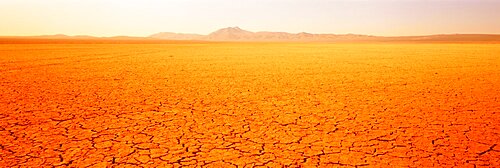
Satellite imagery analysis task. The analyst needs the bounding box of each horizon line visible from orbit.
[1,27,500,38]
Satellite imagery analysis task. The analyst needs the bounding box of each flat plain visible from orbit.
[0,42,499,167]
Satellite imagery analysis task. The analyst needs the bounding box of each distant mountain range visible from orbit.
[2,27,500,42]
[150,27,500,42]
[151,27,380,41]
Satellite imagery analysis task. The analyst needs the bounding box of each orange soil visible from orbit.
[0,43,499,167]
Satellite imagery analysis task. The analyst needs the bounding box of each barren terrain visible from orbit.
[1,42,499,167]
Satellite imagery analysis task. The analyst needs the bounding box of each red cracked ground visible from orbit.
[0,42,499,167]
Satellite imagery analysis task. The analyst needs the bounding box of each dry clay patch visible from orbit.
[0,43,499,167]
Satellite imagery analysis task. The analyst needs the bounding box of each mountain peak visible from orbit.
[208,27,254,40]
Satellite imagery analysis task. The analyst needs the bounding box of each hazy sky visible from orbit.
[1,0,499,36]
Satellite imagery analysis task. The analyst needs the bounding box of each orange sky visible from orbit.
[1,0,499,37]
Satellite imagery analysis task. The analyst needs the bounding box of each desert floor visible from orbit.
[1,43,499,167]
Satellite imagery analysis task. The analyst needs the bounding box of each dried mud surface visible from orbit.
[1,43,499,167]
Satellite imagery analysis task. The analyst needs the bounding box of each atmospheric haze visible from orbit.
[1,0,500,37]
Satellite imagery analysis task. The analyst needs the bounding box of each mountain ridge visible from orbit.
[148,27,500,42]
[2,27,500,42]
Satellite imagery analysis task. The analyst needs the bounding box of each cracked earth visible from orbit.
[0,43,499,167]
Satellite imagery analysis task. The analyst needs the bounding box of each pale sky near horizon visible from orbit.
[1,0,499,37]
